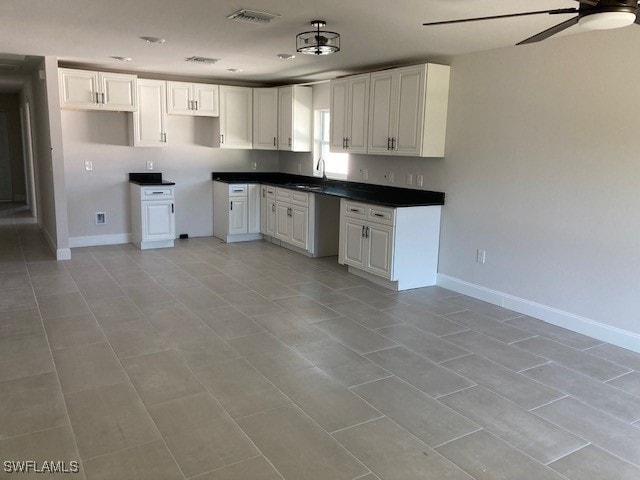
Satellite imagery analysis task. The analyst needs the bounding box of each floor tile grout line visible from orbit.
[16,226,88,480]
[543,442,592,467]
[329,415,387,435]
[431,427,485,450]
[66,255,190,480]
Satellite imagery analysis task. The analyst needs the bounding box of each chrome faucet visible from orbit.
[316,157,327,181]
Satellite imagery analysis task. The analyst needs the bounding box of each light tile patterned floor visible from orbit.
[1,223,640,479]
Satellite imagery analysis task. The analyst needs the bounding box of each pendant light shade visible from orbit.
[296,20,340,55]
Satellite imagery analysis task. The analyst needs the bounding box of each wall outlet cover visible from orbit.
[406,173,413,185]
[250,162,257,171]
[417,174,424,187]
[84,161,93,171]
[95,212,106,225]
[146,161,153,170]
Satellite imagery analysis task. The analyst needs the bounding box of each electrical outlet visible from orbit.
[476,249,486,264]
[387,172,394,184]
[146,161,153,171]
[84,161,92,171]
[416,174,424,187]
[95,212,106,225]
[406,173,413,186]
[250,161,257,171]
[362,169,368,181]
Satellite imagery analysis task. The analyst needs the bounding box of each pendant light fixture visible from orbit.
[296,20,340,55]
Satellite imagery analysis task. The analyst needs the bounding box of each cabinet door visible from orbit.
[367,71,394,155]
[248,184,261,234]
[260,186,267,234]
[229,197,248,235]
[266,201,276,236]
[219,86,253,149]
[100,73,137,111]
[394,65,425,156]
[277,87,293,150]
[347,74,370,154]
[59,69,100,109]
[132,80,167,147]
[275,202,290,241]
[142,201,175,241]
[343,220,366,268]
[193,84,219,117]
[329,79,348,152]
[253,88,278,150]
[366,223,394,279]
[167,82,193,115]
[290,205,308,249]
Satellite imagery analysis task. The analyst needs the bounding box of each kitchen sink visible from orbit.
[285,184,326,192]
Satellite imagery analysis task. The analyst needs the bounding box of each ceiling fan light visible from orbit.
[578,11,636,30]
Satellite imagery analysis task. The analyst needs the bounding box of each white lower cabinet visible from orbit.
[260,185,276,237]
[339,199,441,290]
[213,182,261,242]
[274,187,309,250]
[131,185,175,249]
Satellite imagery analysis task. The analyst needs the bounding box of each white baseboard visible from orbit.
[437,274,640,354]
[69,233,132,248]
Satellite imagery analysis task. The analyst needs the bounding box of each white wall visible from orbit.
[282,33,640,348]
[61,111,278,241]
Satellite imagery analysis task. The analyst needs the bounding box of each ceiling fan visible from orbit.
[423,0,640,45]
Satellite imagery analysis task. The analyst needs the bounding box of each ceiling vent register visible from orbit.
[185,56,219,64]
[227,9,281,24]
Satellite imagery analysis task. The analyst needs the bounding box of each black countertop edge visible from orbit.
[211,172,444,208]
[129,173,175,186]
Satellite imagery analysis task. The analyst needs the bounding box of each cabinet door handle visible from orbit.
[366,226,370,238]
[349,208,359,213]
[272,204,275,212]
[162,133,167,143]
[262,189,265,198]
[221,134,224,144]
[391,137,396,150]
[273,137,276,146]
[287,207,292,217]
[232,189,243,192]
[343,137,346,149]
[361,225,365,238]
[151,191,164,194]
[345,137,349,149]
[373,213,384,217]
[387,137,391,150]
[288,137,291,147]
[194,100,198,110]
[171,203,174,213]
[101,92,105,104]
[230,201,233,211]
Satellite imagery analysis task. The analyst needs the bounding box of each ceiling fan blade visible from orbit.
[517,16,580,45]
[423,8,578,26]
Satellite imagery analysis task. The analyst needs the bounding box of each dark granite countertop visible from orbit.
[129,172,175,186]
[211,172,444,208]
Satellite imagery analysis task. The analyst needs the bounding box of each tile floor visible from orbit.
[1,223,640,479]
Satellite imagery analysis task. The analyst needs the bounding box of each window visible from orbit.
[314,109,348,179]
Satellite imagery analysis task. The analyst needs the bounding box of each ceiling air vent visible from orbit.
[227,9,280,24]
[185,56,219,65]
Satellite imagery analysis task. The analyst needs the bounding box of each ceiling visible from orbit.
[0,0,600,83]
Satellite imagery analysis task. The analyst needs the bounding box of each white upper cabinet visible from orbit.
[278,85,312,152]
[219,86,253,149]
[253,88,278,150]
[167,81,219,116]
[131,79,167,147]
[368,63,450,157]
[330,73,370,154]
[59,68,137,111]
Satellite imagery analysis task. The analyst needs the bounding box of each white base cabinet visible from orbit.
[213,182,261,242]
[130,184,175,249]
[339,199,441,290]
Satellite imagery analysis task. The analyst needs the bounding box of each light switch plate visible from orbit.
[416,174,424,187]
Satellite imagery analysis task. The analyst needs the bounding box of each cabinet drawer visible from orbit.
[276,187,292,202]
[263,185,276,199]
[142,187,174,200]
[367,205,395,226]
[229,184,248,196]
[344,201,366,219]
[291,191,309,207]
